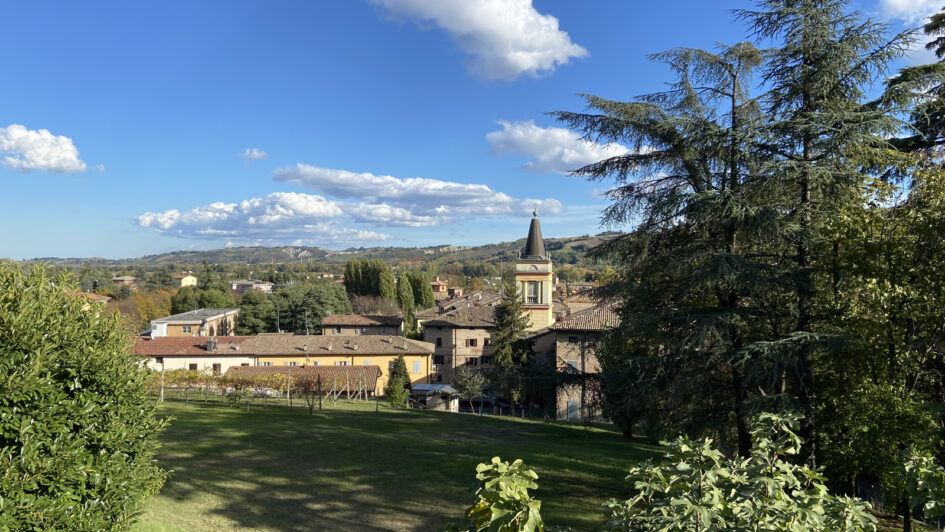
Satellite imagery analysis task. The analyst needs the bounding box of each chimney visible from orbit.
[206,337,217,352]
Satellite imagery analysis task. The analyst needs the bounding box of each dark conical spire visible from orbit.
[523,212,546,259]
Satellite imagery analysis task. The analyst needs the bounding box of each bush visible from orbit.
[0,264,167,530]
[447,457,543,532]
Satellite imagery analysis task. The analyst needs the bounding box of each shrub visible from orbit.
[0,264,167,530]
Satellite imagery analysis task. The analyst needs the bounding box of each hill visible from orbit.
[25,232,620,267]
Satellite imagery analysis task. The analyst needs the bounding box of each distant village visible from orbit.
[67,216,615,421]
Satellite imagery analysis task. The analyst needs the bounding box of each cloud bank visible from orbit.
[240,147,268,162]
[487,120,630,175]
[372,0,588,80]
[0,124,88,173]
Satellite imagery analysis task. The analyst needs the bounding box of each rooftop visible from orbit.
[321,314,403,327]
[522,213,547,260]
[422,305,498,329]
[151,308,241,324]
[549,304,619,332]
[133,336,253,356]
[238,334,434,356]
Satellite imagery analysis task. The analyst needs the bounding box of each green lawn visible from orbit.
[134,398,657,531]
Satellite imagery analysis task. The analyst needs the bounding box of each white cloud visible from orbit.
[487,120,630,175]
[136,192,390,245]
[880,0,939,23]
[372,0,588,80]
[0,124,87,173]
[272,163,564,218]
[239,147,268,163]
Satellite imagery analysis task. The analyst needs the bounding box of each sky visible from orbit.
[0,0,937,259]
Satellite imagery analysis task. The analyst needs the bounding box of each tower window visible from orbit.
[526,281,539,304]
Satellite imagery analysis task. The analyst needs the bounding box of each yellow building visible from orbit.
[516,213,554,332]
[241,334,434,393]
[173,274,197,288]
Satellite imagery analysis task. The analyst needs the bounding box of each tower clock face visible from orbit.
[529,265,538,271]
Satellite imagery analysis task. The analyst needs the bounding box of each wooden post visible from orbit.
[159,364,165,402]
[318,373,322,411]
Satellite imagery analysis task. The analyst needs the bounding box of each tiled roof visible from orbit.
[565,290,601,304]
[172,274,194,279]
[238,334,434,356]
[133,336,253,356]
[413,306,440,319]
[423,305,498,329]
[548,304,619,332]
[112,276,136,281]
[65,291,111,303]
[321,314,403,327]
[151,308,241,324]
[225,364,382,382]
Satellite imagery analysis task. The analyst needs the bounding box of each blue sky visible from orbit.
[0,0,935,259]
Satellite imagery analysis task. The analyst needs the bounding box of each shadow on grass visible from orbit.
[142,400,658,531]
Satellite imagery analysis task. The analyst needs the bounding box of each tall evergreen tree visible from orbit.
[396,270,415,332]
[491,280,531,367]
[736,0,911,463]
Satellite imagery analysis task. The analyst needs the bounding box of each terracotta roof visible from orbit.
[65,290,111,303]
[321,314,403,327]
[413,306,440,319]
[225,364,382,383]
[549,304,619,332]
[238,334,433,356]
[423,305,498,329]
[172,274,194,279]
[133,336,253,356]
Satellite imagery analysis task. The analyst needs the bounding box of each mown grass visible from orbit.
[134,397,658,531]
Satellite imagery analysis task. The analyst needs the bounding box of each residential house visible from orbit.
[65,290,111,312]
[321,314,404,336]
[133,336,255,373]
[239,334,434,391]
[230,279,274,295]
[529,304,619,421]
[431,277,450,300]
[173,274,197,288]
[112,276,138,291]
[422,304,498,384]
[150,308,240,338]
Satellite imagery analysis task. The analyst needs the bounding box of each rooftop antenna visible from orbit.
[533,209,538,218]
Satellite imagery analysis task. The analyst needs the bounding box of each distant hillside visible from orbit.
[25,232,620,267]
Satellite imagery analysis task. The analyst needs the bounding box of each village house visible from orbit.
[238,334,434,391]
[422,304,497,384]
[431,276,449,300]
[173,274,197,288]
[230,279,274,295]
[150,308,240,338]
[320,314,404,336]
[112,276,138,291]
[529,304,619,421]
[133,336,256,373]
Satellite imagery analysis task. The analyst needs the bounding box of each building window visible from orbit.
[436,337,443,347]
[333,327,342,334]
[314,361,321,366]
[433,355,444,365]
[413,361,421,373]
[336,361,349,366]
[466,338,478,348]
[526,281,539,304]
[261,362,273,367]
[484,338,490,346]
[285,361,299,366]
[155,357,163,364]
[212,363,221,374]
[364,361,371,365]
[240,363,249,367]
[188,363,197,371]
[436,374,443,383]
[182,326,192,334]
[566,360,580,371]
[381,327,389,334]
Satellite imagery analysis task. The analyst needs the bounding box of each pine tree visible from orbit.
[736,0,911,464]
[491,280,531,367]
[407,271,435,309]
[385,355,411,407]
[378,261,396,301]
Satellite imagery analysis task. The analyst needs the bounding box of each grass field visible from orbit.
[134,397,657,531]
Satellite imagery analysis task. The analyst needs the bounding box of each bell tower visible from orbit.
[515,212,554,331]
